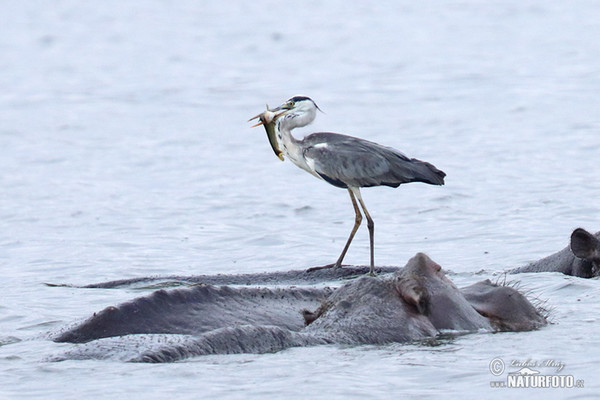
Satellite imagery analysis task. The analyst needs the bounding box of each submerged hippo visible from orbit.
[51,253,546,363]
[511,228,600,278]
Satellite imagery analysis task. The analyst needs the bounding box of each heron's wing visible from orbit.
[301,133,426,188]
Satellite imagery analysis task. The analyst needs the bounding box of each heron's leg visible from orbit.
[351,188,375,276]
[332,188,363,268]
[306,189,362,272]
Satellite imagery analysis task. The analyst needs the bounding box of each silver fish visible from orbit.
[248,105,284,161]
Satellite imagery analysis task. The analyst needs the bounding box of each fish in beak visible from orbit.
[248,105,287,161]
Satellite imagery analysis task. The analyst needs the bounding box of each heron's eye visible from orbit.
[287,101,295,108]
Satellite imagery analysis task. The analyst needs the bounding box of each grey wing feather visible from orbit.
[301,133,445,188]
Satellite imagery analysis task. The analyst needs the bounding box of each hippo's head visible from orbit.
[394,252,453,315]
[570,228,600,278]
[302,253,546,344]
[395,253,491,331]
[301,253,485,343]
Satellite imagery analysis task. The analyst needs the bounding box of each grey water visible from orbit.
[1,1,600,398]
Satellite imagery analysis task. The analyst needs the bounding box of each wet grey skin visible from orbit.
[250,96,445,276]
[51,253,546,363]
[510,228,600,278]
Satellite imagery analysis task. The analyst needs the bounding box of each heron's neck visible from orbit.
[276,122,301,162]
[275,121,313,172]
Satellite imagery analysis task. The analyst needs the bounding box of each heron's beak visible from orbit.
[249,119,264,128]
[248,112,267,127]
[248,104,287,127]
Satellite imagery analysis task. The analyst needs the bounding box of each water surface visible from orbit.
[1,1,599,399]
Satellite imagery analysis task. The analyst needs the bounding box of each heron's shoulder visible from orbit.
[302,132,407,158]
[302,132,381,148]
[302,132,352,144]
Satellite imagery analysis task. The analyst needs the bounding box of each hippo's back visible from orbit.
[510,230,600,275]
[511,245,576,274]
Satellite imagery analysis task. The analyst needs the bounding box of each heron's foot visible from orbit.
[367,264,378,277]
[306,262,343,272]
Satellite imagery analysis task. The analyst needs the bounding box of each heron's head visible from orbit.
[271,96,322,130]
[247,96,322,161]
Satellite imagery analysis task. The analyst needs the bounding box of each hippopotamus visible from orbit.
[50,253,547,362]
[510,228,600,278]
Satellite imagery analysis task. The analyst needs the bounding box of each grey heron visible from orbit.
[250,96,445,275]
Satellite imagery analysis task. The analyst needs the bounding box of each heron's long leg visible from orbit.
[351,187,375,275]
[333,188,363,268]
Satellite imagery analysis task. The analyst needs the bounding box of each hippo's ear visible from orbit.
[396,275,430,315]
[571,228,600,260]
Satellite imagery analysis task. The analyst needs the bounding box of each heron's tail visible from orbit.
[384,156,446,187]
[409,159,446,186]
